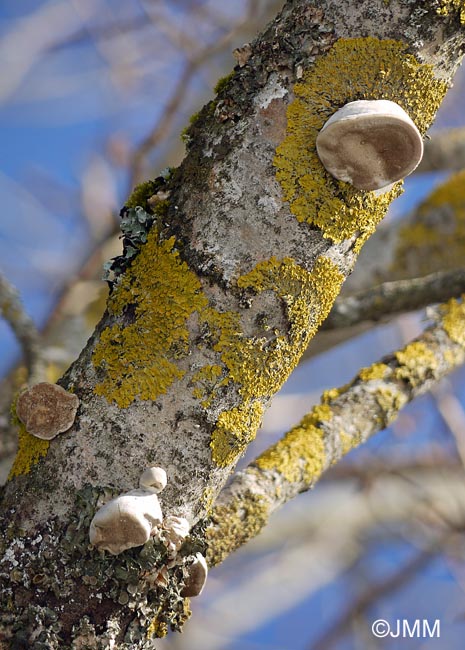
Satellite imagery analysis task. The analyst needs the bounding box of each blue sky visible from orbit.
[2,3,465,649]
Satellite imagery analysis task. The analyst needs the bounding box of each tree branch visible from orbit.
[323,269,465,330]
[0,271,45,384]
[1,1,464,646]
[207,297,465,565]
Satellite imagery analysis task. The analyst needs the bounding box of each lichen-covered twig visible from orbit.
[323,269,465,329]
[207,297,465,566]
[0,271,45,383]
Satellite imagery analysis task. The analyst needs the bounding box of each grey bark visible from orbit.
[0,2,464,648]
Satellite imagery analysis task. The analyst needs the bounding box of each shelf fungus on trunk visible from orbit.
[16,381,79,440]
[316,99,423,191]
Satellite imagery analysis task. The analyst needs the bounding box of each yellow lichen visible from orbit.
[395,341,439,386]
[442,297,465,346]
[191,364,229,407]
[92,230,208,408]
[205,255,343,466]
[393,170,465,277]
[358,363,390,382]
[339,430,357,455]
[146,616,168,639]
[200,486,216,515]
[437,0,465,24]
[206,490,271,566]
[210,402,264,466]
[322,386,344,404]
[274,38,447,250]
[255,404,332,483]
[92,223,343,466]
[8,421,49,479]
[207,256,343,403]
[374,386,408,423]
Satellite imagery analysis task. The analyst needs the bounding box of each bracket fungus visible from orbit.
[139,466,167,493]
[181,553,208,597]
[316,100,423,191]
[89,466,167,555]
[161,515,190,556]
[16,382,79,440]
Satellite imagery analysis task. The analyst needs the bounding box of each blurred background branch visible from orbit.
[2,2,465,648]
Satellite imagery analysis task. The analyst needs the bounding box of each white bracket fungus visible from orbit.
[316,99,423,191]
[161,515,190,557]
[16,382,79,440]
[89,466,167,555]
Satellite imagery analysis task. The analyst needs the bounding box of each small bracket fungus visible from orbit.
[181,553,208,597]
[316,100,423,191]
[16,382,79,440]
[139,466,167,493]
[161,515,190,557]
[89,466,167,555]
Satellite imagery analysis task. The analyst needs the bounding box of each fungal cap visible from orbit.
[139,466,167,493]
[89,489,163,555]
[162,515,190,553]
[16,382,79,440]
[181,553,208,597]
[316,100,423,191]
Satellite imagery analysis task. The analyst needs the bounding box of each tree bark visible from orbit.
[1,1,464,648]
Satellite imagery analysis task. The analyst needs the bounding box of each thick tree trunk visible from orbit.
[1,1,464,648]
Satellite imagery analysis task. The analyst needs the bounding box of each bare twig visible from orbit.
[128,0,260,186]
[0,271,45,383]
[324,269,465,330]
[207,298,465,565]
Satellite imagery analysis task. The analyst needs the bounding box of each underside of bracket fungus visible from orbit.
[316,99,423,191]
[16,382,79,440]
[181,553,208,597]
[89,467,167,555]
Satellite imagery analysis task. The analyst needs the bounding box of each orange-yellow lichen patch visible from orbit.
[358,363,390,382]
[205,256,343,404]
[92,229,208,408]
[274,38,447,250]
[442,297,465,347]
[255,404,332,483]
[395,341,439,386]
[437,0,465,24]
[205,255,343,466]
[9,421,49,479]
[211,402,265,466]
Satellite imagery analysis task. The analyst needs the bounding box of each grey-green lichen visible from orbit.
[0,484,198,648]
[274,37,447,250]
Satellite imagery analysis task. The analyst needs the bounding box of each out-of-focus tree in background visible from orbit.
[2,1,465,648]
